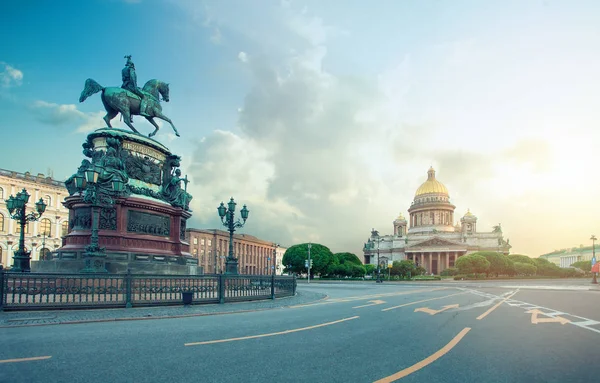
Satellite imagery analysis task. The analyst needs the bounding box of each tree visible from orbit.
[514,262,537,276]
[334,252,363,266]
[364,264,376,276]
[455,254,490,275]
[282,243,335,277]
[508,254,536,265]
[571,260,592,272]
[533,258,561,277]
[470,251,514,277]
[391,260,416,279]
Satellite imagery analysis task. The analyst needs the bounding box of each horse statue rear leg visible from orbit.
[103,109,118,128]
[121,109,140,134]
[145,116,160,138]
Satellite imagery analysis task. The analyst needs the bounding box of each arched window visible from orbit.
[44,195,52,208]
[40,248,50,261]
[0,187,4,200]
[61,221,69,237]
[0,213,4,232]
[0,247,2,264]
[40,218,52,236]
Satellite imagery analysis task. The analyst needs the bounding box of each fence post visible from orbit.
[0,266,5,311]
[125,269,132,308]
[271,273,275,300]
[219,274,225,304]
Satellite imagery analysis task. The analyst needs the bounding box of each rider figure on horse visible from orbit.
[121,55,149,117]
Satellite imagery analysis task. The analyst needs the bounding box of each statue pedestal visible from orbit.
[41,128,198,275]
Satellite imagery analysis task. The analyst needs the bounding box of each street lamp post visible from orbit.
[591,235,597,284]
[5,188,47,272]
[38,231,47,261]
[217,197,249,274]
[307,242,311,284]
[272,243,279,276]
[73,166,124,273]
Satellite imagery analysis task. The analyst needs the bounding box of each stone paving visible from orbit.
[0,290,327,328]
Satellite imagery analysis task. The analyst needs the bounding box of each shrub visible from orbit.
[440,267,459,276]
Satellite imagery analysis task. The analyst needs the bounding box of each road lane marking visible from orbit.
[373,327,471,382]
[0,356,52,364]
[289,288,448,308]
[414,304,459,316]
[381,292,467,312]
[527,309,570,325]
[184,316,359,346]
[353,300,386,309]
[476,290,518,320]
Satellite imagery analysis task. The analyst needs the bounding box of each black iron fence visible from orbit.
[0,270,296,311]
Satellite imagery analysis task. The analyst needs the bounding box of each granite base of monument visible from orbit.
[47,128,197,275]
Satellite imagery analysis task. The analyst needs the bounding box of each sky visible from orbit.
[1,0,599,257]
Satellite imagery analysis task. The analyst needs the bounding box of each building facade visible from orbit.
[540,247,596,268]
[363,167,511,275]
[0,169,70,268]
[186,228,287,275]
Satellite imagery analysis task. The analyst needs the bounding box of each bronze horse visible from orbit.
[79,78,180,137]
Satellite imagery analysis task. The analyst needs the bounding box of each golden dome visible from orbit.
[414,167,449,196]
[395,213,406,221]
[464,209,474,217]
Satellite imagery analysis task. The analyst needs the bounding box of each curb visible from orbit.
[0,292,329,329]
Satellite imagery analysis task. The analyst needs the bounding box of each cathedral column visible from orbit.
[446,252,450,270]
[428,254,432,274]
[437,252,441,273]
[420,253,424,269]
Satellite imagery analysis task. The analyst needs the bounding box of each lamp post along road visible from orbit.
[591,235,597,284]
[307,242,311,284]
[73,166,125,273]
[217,197,249,275]
[5,188,47,272]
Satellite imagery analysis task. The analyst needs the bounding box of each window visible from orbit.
[40,218,52,236]
[40,248,50,260]
[201,238,205,246]
[0,187,4,200]
[0,247,2,264]
[61,221,69,236]
[208,239,211,246]
[0,213,4,232]
[193,237,198,245]
[44,195,52,208]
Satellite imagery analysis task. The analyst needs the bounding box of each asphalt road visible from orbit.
[1,283,599,383]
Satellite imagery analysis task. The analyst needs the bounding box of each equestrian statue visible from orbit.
[79,55,180,138]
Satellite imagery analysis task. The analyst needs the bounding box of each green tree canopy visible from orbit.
[571,260,592,272]
[470,251,514,277]
[455,254,491,275]
[334,252,363,266]
[532,258,562,276]
[514,262,537,276]
[282,243,335,277]
[391,260,416,279]
[508,254,536,265]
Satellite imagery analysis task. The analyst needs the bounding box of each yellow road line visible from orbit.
[184,316,359,346]
[290,288,448,309]
[381,292,467,312]
[476,290,518,320]
[374,327,471,382]
[0,356,52,364]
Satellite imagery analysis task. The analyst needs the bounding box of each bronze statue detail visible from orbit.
[79,55,180,138]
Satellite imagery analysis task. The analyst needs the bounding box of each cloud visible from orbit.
[176,1,600,257]
[0,62,23,88]
[210,27,222,44]
[29,100,117,133]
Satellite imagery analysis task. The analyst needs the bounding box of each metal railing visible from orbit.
[0,268,296,311]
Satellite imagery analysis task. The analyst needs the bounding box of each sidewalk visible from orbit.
[0,290,327,328]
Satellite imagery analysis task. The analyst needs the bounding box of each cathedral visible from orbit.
[363,167,511,275]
